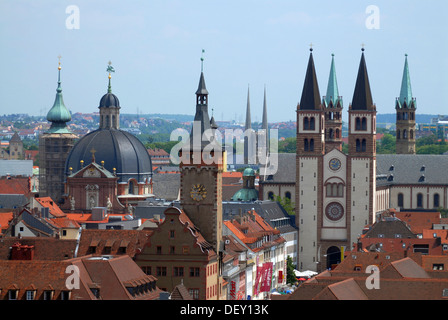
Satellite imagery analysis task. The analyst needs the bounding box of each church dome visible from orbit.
[99,92,120,108]
[65,128,152,183]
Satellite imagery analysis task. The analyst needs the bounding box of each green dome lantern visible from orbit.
[46,57,72,133]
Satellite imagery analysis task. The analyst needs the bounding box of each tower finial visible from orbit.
[200,49,205,72]
[309,43,313,51]
[106,60,115,93]
[58,55,62,70]
[361,43,365,51]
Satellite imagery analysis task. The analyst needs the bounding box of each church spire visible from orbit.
[298,48,322,110]
[262,85,268,131]
[245,85,251,130]
[190,51,213,150]
[46,56,72,133]
[351,48,374,111]
[398,54,415,108]
[325,54,340,107]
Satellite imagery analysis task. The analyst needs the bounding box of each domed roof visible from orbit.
[231,188,259,202]
[99,92,120,108]
[243,168,256,177]
[65,128,152,183]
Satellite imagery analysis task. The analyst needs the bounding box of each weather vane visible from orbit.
[200,49,205,72]
[107,60,115,77]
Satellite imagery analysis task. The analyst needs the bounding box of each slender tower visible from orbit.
[244,86,256,164]
[296,48,326,272]
[39,57,78,203]
[323,54,343,152]
[346,48,377,244]
[179,62,223,254]
[395,54,416,154]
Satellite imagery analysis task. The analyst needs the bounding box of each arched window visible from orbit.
[356,139,361,152]
[403,129,407,139]
[268,191,274,200]
[310,139,314,151]
[397,130,400,139]
[397,193,404,208]
[329,129,334,139]
[310,117,315,130]
[335,128,340,138]
[304,139,309,151]
[362,139,366,152]
[285,191,291,200]
[355,117,361,130]
[361,117,367,130]
[338,184,344,197]
[417,193,423,208]
[326,184,332,197]
[403,112,408,120]
[303,117,309,130]
[434,193,440,208]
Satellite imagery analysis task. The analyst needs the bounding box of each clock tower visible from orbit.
[179,69,224,253]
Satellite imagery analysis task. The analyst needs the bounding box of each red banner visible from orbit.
[260,262,273,292]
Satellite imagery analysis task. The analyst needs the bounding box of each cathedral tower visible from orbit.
[295,48,326,271]
[346,48,377,243]
[323,54,343,152]
[395,54,416,154]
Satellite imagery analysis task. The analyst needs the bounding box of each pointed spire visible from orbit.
[262,85,268,131]
[245,85,251,130]
[195,72,209,95]
[299,48,322,110]
[351,48,374,111]
[325,54,340,107]
[46,57,72,133]
[399,54,413,107]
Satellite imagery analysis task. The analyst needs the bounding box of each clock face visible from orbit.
[190,184,207,202]
[325,202,344,221]
[329,158,341,171]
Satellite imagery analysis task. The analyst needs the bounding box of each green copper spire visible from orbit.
[106,61,115,93]
[325,54,341,107]
[46,57,72,134]
[399,54,413,107]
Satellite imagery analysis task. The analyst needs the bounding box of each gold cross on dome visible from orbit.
[90,147,96,162]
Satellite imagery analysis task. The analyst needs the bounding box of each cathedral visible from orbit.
[294,48,448,273]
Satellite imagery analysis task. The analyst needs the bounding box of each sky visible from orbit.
[0,0,447,123]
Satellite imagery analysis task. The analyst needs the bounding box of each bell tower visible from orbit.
[179,67,223,253]
[395,54,416,154]
[295,48,326,272]
[347,48,377,243]
[323,54,343,152]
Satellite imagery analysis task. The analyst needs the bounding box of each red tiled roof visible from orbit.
[394,211,441,234]
[0,176,30,195]
[0,211,13,233]
[35,197,66,218]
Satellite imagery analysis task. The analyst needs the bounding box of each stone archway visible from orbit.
[326,246,341,270]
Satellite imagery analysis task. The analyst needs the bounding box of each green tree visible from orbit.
[286,256,297,285]
[276,195,295,216]
[376,133,396,154]
[278,137,296,153]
